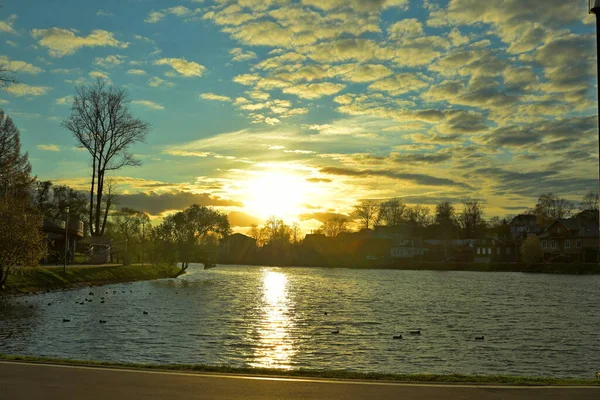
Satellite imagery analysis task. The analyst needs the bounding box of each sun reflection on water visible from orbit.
[251,269,295,369]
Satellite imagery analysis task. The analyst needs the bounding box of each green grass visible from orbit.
[0,354,598,386]
[3,263,181,294]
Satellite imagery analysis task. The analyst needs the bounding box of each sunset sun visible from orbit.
[244,171,310,220]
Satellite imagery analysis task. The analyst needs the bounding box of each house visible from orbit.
[538,219,599,263]
[220,233,257,264]
[42,217,85,264]
[474,236,518,263]
[390,237,426,260]
[510,214,543,243]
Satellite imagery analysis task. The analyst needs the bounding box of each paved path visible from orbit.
[1,361,598,400]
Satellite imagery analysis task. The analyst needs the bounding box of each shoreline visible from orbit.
[219,262,600,274]
[0,354,597,386]
[1,264,183,296]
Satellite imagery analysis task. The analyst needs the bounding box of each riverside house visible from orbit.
[42,216,85,264]
[538,219,599,263]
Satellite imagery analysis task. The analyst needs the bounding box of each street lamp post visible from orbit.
[591,0,600,255]
[63,207,70,272]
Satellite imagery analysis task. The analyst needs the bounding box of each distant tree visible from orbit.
[320,216,349,237]
[377,198,407,226]
[580,191,599,212]
[488,216,511,237]
[406,204,432,228]
[263,216,292,245]
[435,201,455,224]
[532,193,573,227]
[110,207,150,264]
[354,200,379,230]
[152,205,230,271]
[290,222,302,244]
[35,181,88,222]
[0,110,34,198]
[520,235,543,265]
[0,195,46,289]
[248,224,267,247]
[459,200,485,238]
[62,79,149,238]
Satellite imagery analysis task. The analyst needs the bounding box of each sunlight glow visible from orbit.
[244,171,310,219]
[252,269,295,369]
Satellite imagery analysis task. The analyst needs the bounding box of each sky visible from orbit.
[0,0,598,233]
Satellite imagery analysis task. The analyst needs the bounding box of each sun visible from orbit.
[244,171,309,220]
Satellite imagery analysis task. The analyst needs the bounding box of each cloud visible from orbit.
[115,191,242,215]
[96,10,114,17]
[148,77,174,87]
[127,69,147,75]
[89,70,109,80]
[283,82,345,99]
[93,54,126,67]
[145,6,201,23]
[0,15,17,34]
[55,96,73,105]
[37,144,61,151]
[0,56,44,74]
[131,100,164,110]
[320,166,472,189]
[4,83,51,97]
[153,58,206,77]
[388,18,423,39]
[229,47,258,62]
[30,28,128,57]
[368,73,428,95]
[200,93,232,102]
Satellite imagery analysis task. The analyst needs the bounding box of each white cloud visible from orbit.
[127,69,147,75]
[93,54,126,67]
[283,82,346,99]
[145,6,201,23]
[0,15,17,34]
[132,100,164,110]
[96,10,114,17]
[89,70,109,80]
[5,40,17,47]
[229,47,258,62]
[153,58,206,77]
[56,96,73,105]
[30,28,129,57]
[200,93,232,102]
[0,56,44,74]
[148,76,174,87]
[4,83,51,97]
[37,144,61,151]
[388,18,423,39]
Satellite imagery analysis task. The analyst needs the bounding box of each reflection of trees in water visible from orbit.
[0,298,39,353]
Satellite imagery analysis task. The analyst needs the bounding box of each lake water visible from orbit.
[1,265,599,378]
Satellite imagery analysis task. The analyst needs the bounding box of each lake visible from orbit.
[1,264,599,378]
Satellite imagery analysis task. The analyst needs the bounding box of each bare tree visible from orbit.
[532,193,573,226]
[406,204,432,228]
[320,216,349,237]
[459,200,485,238]
[580,191,599,212]
[0,63,16,87]
[290,222,302,244]
[378,198,406,226]
[62,79,149,237]
[0,110,33,198]
[354,200,379,230]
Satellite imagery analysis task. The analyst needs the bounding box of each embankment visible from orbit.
[3,264,182,295]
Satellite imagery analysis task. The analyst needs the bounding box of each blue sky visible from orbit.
[0,0,598,231]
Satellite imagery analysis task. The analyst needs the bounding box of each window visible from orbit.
[565,240,570,249]
[551,240,556,249]
[496,247,500,255]
[576,240,582,248]
[542,241,547,249]
[487,248,492,255]
[506,247,510,255]
[477,248,481,255]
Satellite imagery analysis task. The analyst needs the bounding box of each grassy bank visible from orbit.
[0,354,598,386]
[3,263,182,294]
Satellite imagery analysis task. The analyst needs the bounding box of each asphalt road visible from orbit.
[1,361,599,400]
